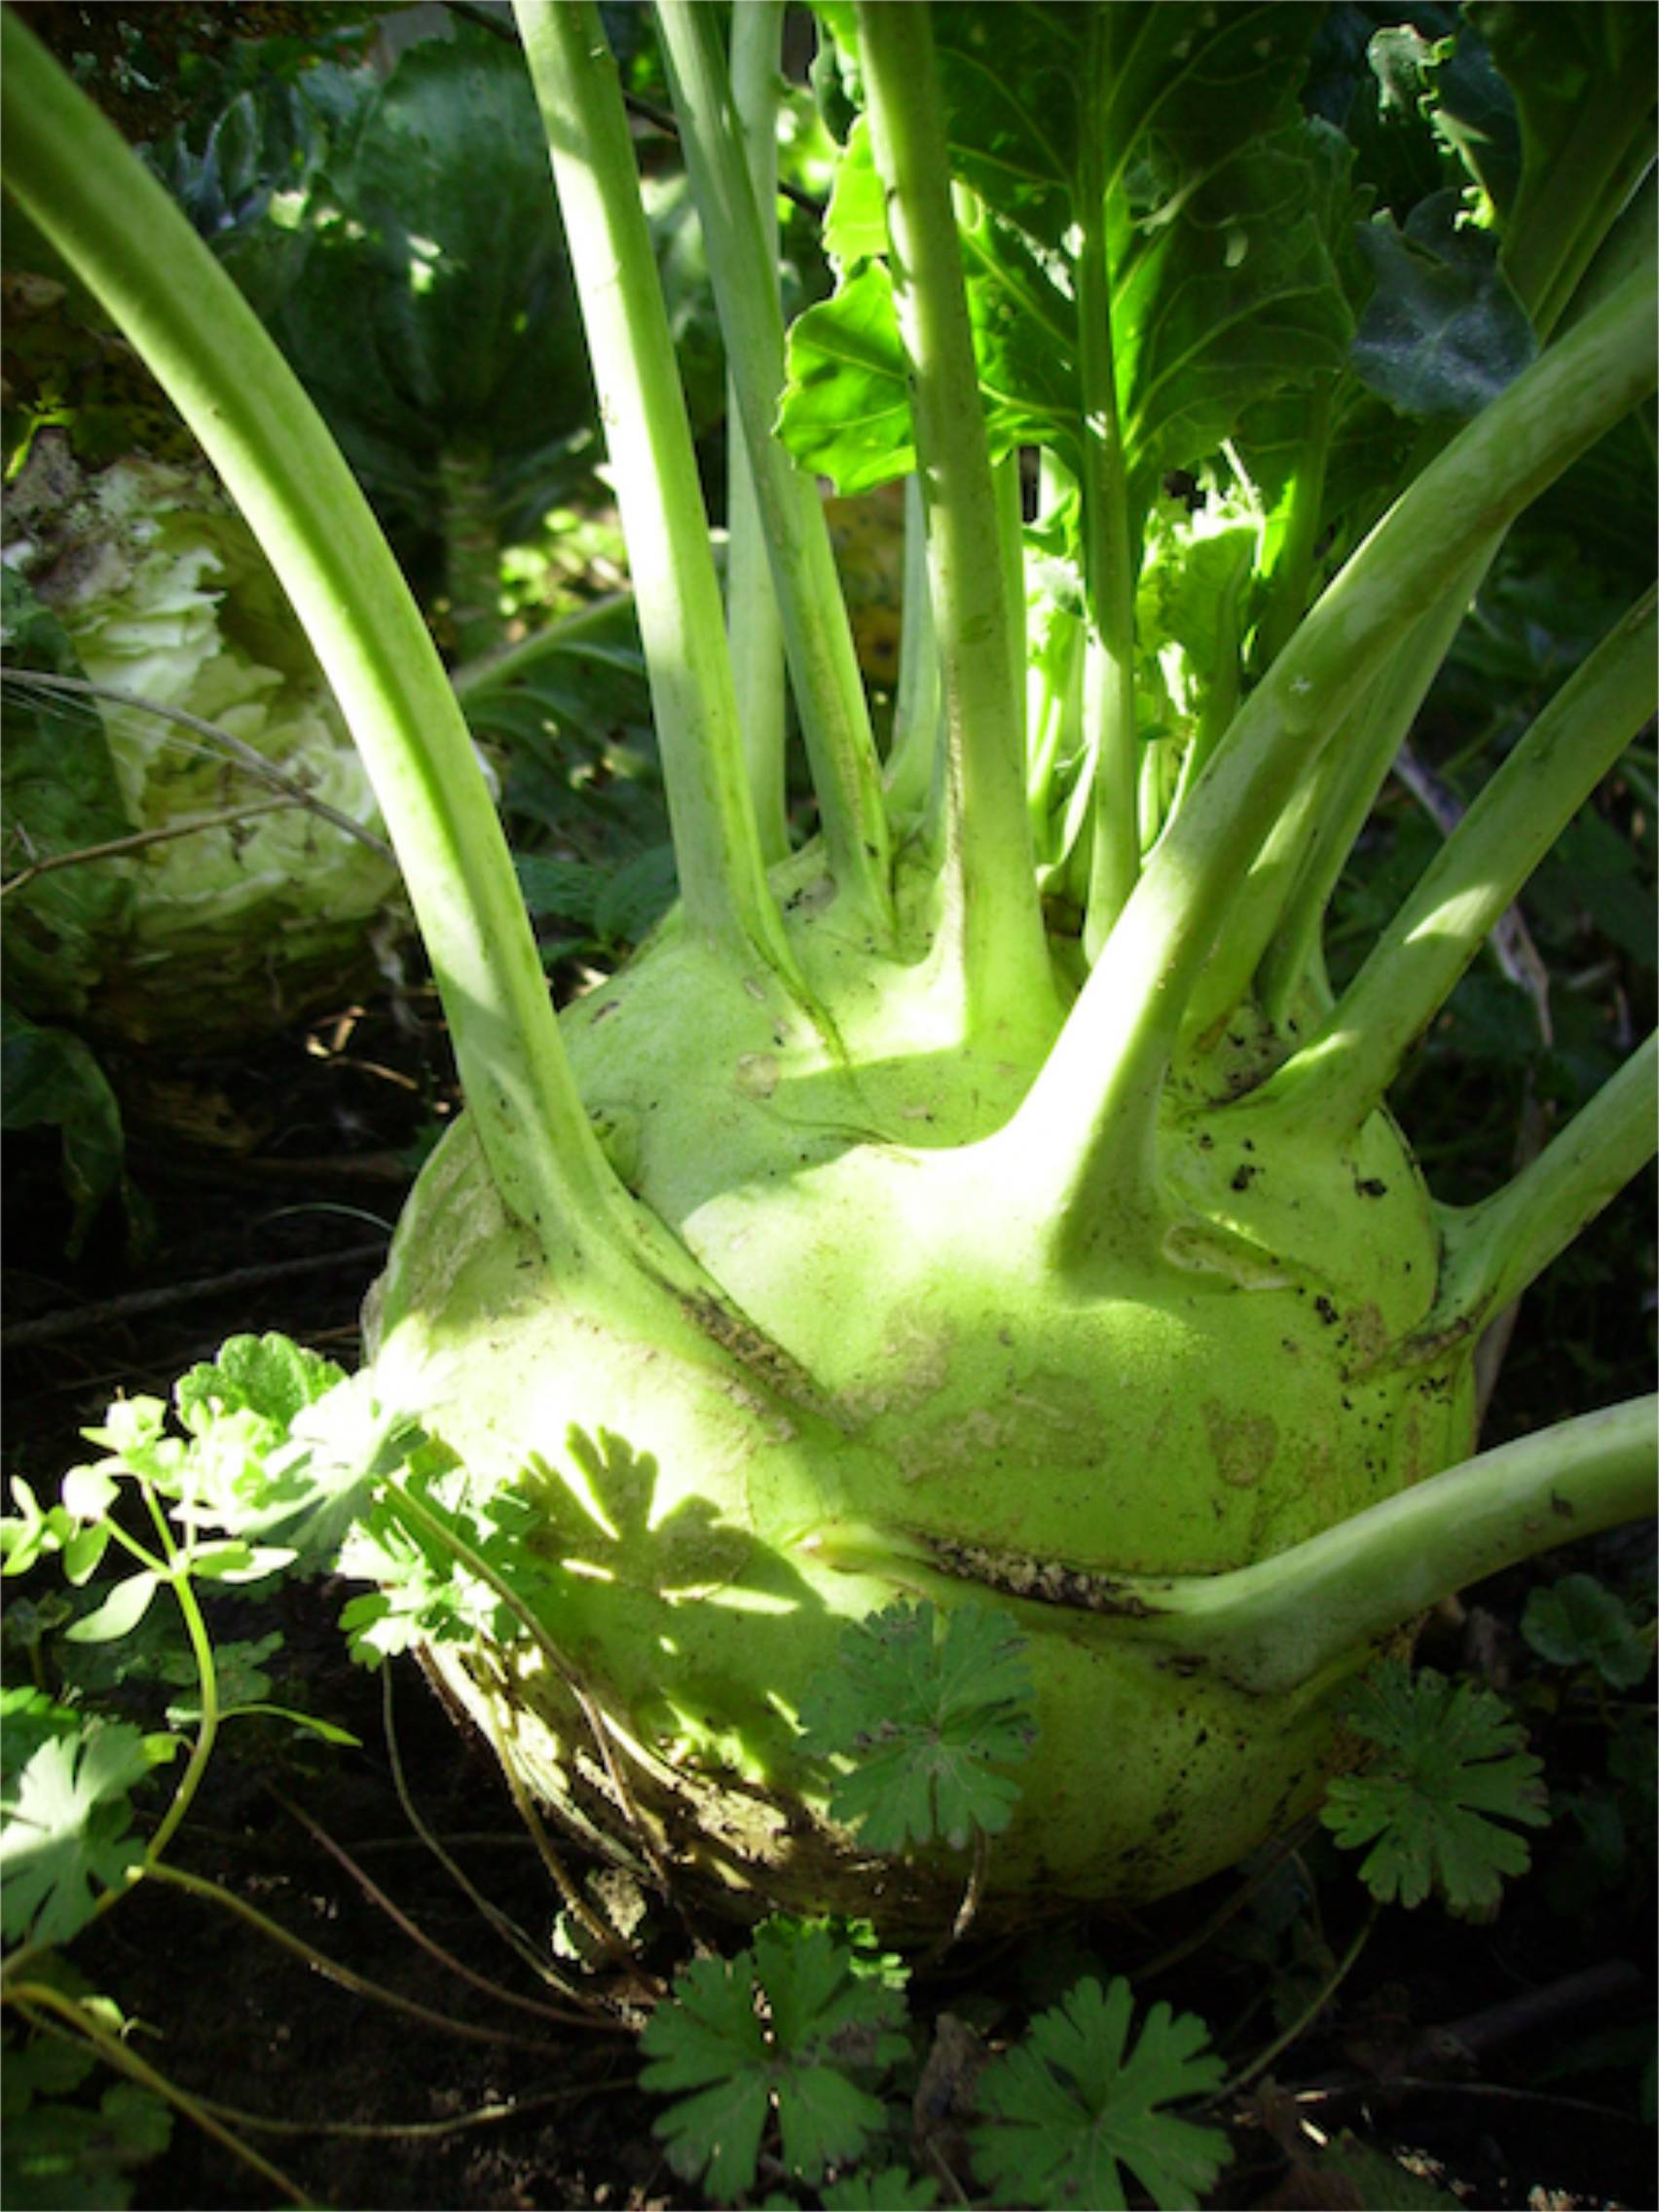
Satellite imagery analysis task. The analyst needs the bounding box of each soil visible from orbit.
[3,978,1654,2212]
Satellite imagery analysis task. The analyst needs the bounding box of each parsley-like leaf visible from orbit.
[0,1719,176,1948]
[1319,1663,1549,1917]
[970,1975,1229,2210]
[796,1601,1037,1851]
[639,1917,910,2199]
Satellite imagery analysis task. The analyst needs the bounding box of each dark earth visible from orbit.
[4,971,1655,2211]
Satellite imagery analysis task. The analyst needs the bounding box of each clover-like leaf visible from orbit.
[0,1719,176,1948]
[1320,1662,1549,1917]
[971,1975,1229,2211]
[639,1917,909,2200]
[1522,1573,1652,1691]
[796,1601,1037,1852]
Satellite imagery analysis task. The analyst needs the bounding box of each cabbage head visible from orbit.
[2,440,403,1047]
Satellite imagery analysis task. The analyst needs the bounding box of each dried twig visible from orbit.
[1,1241,388,1351]
[2,794,300,897]
[0,667,394,857]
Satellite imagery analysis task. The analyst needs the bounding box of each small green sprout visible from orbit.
[1319,1661,1550,1917]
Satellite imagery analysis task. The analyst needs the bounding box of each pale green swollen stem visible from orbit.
[829,1400,1658,1700]
[1122,1396,1659,1696]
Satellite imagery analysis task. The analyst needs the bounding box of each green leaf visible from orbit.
[0,571,134,1021]
[61,1572,160,1645]
[513,851,605,930]
[1521,1573,1652,1690]
[171,1351,407,1574]
[970,1975,1229,2211]
[1467,0,1658,325]
[0,1007,129,1259]
[0,1719,174,1948]
[796,1600,1037,1852]
[780,263,915,496]
[0,1479,73,1577]
[592,843,679,950]
[1319,1663,1550,1917]
[247,18,597,550]
[1,2026,173,2212]
[639,1917,910,2199]
[823,2167,940,2208]
[0,1688,83,1789]
[1311,2130,1463,2210]
[784,4,1354,498]
[174,1331,345,1436]
[59,1521,114,1589]
[1351,192,1536,418]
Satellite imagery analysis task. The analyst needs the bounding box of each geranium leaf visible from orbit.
[640,1917,909,2198]
[1319,1662,1549,1917]
[796,1600,1037,1852]
[0,1719,176,1948]
[971,1975,1229,2210]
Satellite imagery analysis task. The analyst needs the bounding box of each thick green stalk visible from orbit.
[855,0,1057,1051]
[884,473,943,828]
[999,260,1658,1251]
[437,442,504,665]
[724,0,791,867]
[1093,1398,1656,1696]
[1251,378,1336,676]
[1259,587,1658,1130]
[1500,35,1657,341]
[1077,12,1141,960]
[0,8,636,1271]
[1202,545,1493,1034]
[656,0,892,925]
[1419,1032,1658,1348]
[514,0,796,979]
[451,589,637,704]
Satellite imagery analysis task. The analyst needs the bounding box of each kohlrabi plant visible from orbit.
[2,0,1652,1941]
